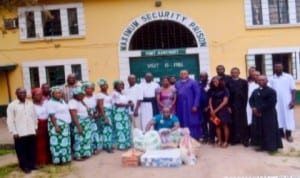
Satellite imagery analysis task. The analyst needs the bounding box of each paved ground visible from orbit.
[0,119,13,145]
[0,108,300,178]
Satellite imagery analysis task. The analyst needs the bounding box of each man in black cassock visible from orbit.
[227,67,249,146]
[249,75,283,152]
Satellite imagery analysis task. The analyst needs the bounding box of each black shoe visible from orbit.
[106,148,114,153]
[200,138,208,144]
[279,129,285,138]
[30,165,39,170]
[22,168,31,174]
[255,148,264,152]
[208,139,215,145]
[286,136,293,143]
[243,141,249,147]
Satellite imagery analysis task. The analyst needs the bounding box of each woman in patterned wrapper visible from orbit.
[47,86,72,164]
[96,79,114,153]
[68,87,94,160]
[111,80,134,150]
[82,82,102,154]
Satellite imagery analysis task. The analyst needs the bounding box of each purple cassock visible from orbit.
[175,78,202,139]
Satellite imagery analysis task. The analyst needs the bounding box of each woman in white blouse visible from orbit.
[68,87,93,160]
[96,79,114,153]
[47,86,72,164]
[32,88,51,166]
[111,80,133,150]
[82,82,101,154]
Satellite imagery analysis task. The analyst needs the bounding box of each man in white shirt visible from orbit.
[269,63,296,142]
[6,88,38,173]
[124,75,143,129]
[139,73,160,131]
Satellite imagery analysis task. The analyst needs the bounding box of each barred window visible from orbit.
[130,20,197,50]
[18,3,85,41]
[71,64,82,81]
[29,67,40,88]
[42,9,62,37]
[67,8,79,35]
[46,66,65,86]
[296,0,300,22]
[251,0,263,25]
[268,0,289,24]
[25,11,36,38]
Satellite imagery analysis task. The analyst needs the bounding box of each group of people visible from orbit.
[199,64,294,151]
[6,63,296,173]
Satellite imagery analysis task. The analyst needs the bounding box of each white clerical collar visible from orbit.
[181,78,189,82]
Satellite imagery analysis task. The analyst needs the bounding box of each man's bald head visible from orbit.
[128,74,136,86]
[15,87,27,102]
[257,75,268,87]
[180,70,189,80]
[144,72,153,83]
[162,107,171,118]
[16,87,26,93]
[199,72,208,83]
[67,73,77,85]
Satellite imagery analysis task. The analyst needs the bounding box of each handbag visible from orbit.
[210,116,221,126]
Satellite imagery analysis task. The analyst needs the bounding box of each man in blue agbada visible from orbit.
[175,70,202,140]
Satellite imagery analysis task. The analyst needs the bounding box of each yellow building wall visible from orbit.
[1,0,300,104]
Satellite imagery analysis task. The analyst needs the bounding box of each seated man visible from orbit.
[146,107,181,145]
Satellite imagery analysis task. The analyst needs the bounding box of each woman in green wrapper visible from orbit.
[47,86,72,164]
[111,80,133,150]
[96,79,114,153]
[68,87,93,160]
[82,82,102,154]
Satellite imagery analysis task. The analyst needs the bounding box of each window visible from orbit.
[272,53,292,73]
[23,59,88,94]
[71,64,82,81]
[46,66,65,86]
[67,8,79,35]
[42,9,62,37]
[246,52,297,79]
[268,0,289,24]
[251,0,263,25]
[296,0,300,22]
[29,67,40,88]
[18,3,85,41]
[25,11,36,38]
[254,54,266,74]
[245,0,300,27]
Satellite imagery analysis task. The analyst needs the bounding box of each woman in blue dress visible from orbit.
[208,76,231,148]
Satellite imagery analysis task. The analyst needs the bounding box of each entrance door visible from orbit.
[130,54,199,83]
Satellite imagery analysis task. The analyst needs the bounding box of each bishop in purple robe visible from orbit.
[175,70,202,139]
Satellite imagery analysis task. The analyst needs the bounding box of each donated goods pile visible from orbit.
[140,149,182,168]
[122,128,199,168]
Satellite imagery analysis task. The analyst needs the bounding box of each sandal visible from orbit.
[217,141,222,147]
[222,142,229,148]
